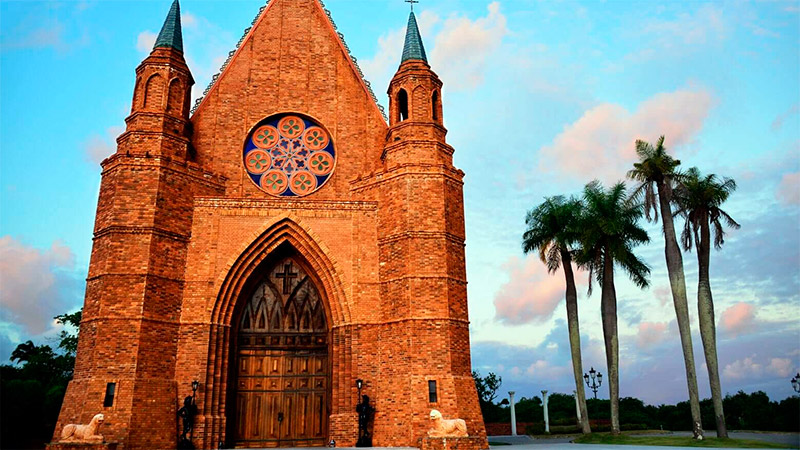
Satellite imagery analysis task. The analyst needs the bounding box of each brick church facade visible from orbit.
[53,1,487,448]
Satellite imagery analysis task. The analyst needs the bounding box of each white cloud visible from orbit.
[360,10,439,105]
[84,126,125,165]
[493,255,585,326]
[537,86,714,183]
[771,103,799,131]
[723,356,763,380]
[777,171,800,206]
[431,2,508,91]
[361,3,508,97]
[636,321,669,349]
[719,302,757,337]
[0,237,81,336]
[767,358,793,377]
[524,359,571,380]
[643,5,727,47]
[136,30,157,54]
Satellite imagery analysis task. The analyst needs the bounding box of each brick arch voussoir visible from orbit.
[211,214,349,329]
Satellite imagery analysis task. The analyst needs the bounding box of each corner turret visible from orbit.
[385,11,449,166]
[118,0,194,160]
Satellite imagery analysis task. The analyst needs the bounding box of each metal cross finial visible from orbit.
[405,0,419,12]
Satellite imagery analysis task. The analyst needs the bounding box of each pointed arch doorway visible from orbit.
[233,254,330,448]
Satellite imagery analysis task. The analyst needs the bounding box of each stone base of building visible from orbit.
[46,442,118,450]
[419,436,488,450]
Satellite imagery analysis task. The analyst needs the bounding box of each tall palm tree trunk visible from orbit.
[562,251,591,434]
[698,219,728,437]
[656,181,704,439]
[600,248,620,435]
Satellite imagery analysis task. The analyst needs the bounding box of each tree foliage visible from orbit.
[478,389,799,434]
[473,370,502,404]
[1,310,81,449]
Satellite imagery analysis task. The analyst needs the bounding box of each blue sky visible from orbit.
[1,0,798,407]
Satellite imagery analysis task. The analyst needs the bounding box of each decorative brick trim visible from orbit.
[93,225,190,242]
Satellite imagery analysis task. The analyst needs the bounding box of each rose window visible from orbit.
[243,113,336,197]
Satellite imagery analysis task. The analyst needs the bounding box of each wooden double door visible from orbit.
[234,258,329,448]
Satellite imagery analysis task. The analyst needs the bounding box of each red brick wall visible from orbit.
[53,0,487,449]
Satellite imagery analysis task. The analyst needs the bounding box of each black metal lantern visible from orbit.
[192,380,200,394]
[584,367,603,399]
[791,373,800,393]
[356,379,363,390]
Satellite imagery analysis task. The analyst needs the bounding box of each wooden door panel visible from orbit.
[234,257,329,448]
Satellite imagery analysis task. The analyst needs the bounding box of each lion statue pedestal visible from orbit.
[46,414,118,450]
[419,410,488,450]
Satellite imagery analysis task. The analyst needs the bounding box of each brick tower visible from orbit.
[52,2,486,449]
[52,2,224,448]
[361,10,485,446]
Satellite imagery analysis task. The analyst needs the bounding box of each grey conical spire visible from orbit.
[401,11,427,64]
[153,0,183,53]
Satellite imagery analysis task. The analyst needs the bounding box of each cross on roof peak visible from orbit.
[405,0,419,12]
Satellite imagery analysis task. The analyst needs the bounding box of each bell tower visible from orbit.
[51,2,224,449]
[384,10,449,166]
[122,0,194,159]
[373,9,488,447]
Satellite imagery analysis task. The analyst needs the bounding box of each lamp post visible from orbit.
[583,367,602,399]
[791,373,800,393]
[192,380,199,400]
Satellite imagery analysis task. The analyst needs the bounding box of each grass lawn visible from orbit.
[573,433,795,448]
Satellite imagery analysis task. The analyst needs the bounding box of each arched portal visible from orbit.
[233,253,330,448]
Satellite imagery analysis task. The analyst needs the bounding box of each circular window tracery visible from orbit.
[244,113,336,197]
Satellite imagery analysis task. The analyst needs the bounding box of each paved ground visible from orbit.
[654,431,800,447]
[489,432,800,449]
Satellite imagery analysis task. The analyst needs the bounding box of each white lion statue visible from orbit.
[60,413,105,442]
[427,409,468,437]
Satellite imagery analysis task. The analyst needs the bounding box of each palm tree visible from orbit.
[627,136,704,439]
[522,196,591,434]
[674,167,740,438]
[576,181,650,435]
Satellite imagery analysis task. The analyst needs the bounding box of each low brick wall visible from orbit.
[484,422,533,436]
[46,443,118,450]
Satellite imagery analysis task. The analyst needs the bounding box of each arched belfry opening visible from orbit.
[397,88,409,122]
[231,245,330,448]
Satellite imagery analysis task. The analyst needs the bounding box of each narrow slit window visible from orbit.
[432,91,439,121]
[104,382,116,407]
[428,380,437,403]
[398,89,409,122]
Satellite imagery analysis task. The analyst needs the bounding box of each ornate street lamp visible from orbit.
[583,367,602,399]
[191,380,200,398]
[791,373,800,393]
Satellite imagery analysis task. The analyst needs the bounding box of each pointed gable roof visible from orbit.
[191,0,386,121]
[401,12,427,64]
[154,0,184,53]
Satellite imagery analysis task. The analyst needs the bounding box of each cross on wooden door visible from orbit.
[276,262,298,294]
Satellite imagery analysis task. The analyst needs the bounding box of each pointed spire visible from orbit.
[401,11,427,64]
[154,0,183,53]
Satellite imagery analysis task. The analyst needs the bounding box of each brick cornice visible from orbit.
[93,225,190,242]
[350,164,464,192]
[198,316,470,330]
[378,230,465,246]
[85,272,185,284]
[194,197,377,211]
[378,274,467,285]
[101,154,227,189]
